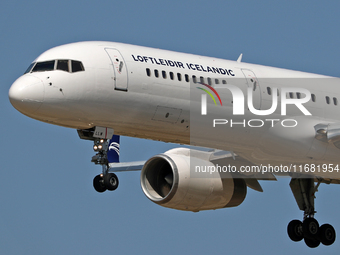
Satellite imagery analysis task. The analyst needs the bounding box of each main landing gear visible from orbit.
[77,128,119,193]
[288,178,336,248]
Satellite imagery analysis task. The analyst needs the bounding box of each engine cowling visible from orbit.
[140,148,247,212]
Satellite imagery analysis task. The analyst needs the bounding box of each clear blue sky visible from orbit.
[1,1,340,254]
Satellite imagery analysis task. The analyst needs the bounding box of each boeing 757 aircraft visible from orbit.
[9,41,340,248]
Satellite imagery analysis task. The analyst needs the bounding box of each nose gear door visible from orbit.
[105,48,128,91]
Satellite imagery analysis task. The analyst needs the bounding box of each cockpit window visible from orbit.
[24,62,36,74]
[25,59,85,74]
[71,60,84,73]
[32,60,55,72]
[57,60,69,72]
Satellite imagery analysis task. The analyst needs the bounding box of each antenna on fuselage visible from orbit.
[237,53,243,63]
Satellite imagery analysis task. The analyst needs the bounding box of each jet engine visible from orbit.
[140,148,247,212]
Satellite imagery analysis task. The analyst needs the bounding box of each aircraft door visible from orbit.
[105,48,128,91]
[241,69,261,109]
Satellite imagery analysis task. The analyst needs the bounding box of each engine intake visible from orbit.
[141,148,247,212]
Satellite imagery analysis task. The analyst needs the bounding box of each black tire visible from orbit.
[303,218,319,239]
[104,173,119,191]
[93,175,106,193]
[319,224,336,246]
[287,220,303,242]
[304,237,320,248]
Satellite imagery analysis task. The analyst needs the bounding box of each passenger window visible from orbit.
[267,87,272,95]
[334,97,338,105]
[222,80,227,84]
[57,60,69,72]
[289,92,294,99]
[32,60,55,72]
[192,75,197,83]
[296,92,301,99]
[207,78,212,85]
[215,79,219,85]
[154,69,159,78]
[185,74,189,82]
[170,72,174,80]
[177,73,182,81]
[326,96,330,104]
[200,76,205,84]
[162,70,167,79]
[311,94,316,102]
[146,68,151,77]
[71,60,84,73]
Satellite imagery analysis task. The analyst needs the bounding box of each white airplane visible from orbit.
[9,41,340,248]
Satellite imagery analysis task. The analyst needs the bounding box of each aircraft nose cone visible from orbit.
[9,75,44,115]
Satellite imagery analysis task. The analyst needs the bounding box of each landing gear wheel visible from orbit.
[287,220,303,242]
[104,173,119,191]
[304,237,320,248]
[319,224,336,246]
[303,218,319,239]
[93,175,106,193]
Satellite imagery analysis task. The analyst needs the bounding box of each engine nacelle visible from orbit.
[140,148,247,212]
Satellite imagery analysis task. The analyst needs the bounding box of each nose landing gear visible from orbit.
[93,173,119,193]
[78,127,119,193]
[91,138,119,192]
